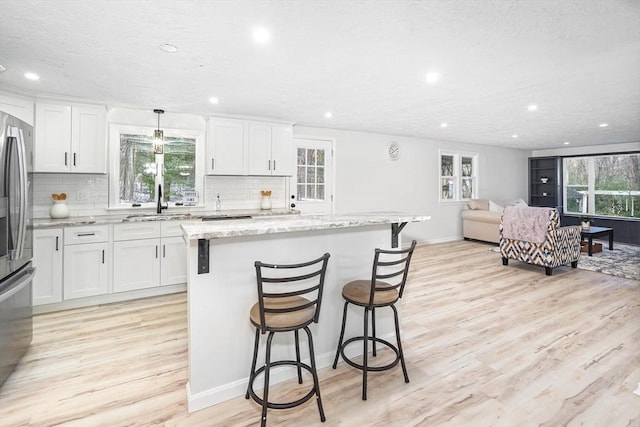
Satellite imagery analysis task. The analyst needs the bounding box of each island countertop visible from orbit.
[181,212,431,240]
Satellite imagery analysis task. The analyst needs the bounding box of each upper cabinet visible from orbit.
[206,118,247,175]
[34,102,107,173]
[206,116,293,176]
[0,92,34,125]
[248,122,293,176]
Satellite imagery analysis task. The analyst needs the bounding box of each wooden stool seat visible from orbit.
[332,241,417,400]
[246,253,330,427]
[342,280,398,306]
[250,296,315,330]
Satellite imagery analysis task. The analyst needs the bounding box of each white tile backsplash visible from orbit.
[33,173,291,218]
[33,174,109,218]
[204,176,289,210]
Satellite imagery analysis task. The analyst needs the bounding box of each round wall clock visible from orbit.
[386,141,400,161]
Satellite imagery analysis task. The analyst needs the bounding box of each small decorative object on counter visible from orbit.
[50,193,70,219]
[580,215,592,230]
[260,190,272,210]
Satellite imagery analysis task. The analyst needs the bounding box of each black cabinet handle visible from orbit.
[73,152,77,166]
[273,160,276,170]
[163,245,166,258]
[211,158,214,170]
[156,245,158,258]
[64,152,68,166]
[102,250,105,264]
[77,233,95,237]
[55,236,59,251]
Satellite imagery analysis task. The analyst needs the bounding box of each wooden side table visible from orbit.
[580,226,614,256]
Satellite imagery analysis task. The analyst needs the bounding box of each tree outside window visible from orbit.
[440,151,478,202]
[563,153,639,219]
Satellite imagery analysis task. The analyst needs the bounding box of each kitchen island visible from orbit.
[182,212,429,412]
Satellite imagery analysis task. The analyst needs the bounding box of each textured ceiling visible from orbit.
[1,0,639,150]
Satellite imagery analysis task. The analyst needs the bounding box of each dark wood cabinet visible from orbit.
[529,156,562,212]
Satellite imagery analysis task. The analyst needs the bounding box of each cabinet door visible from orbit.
[248,122,272,175]
[63,242,109,300]
[71,105,106,173]
[113,239,160,292]
[161,236,187,286]
[33,229,63,305]
[206,118,246,175]
[34,103,72,172]
[271,124,293,176]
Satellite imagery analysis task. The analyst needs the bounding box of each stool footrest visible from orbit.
[340,336,400,372]
[247,360,318,410]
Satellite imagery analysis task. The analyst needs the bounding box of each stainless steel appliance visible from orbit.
[0,111,35,387]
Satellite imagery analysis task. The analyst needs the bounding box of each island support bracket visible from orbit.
[198,239,210,274]
[391,222,407,248]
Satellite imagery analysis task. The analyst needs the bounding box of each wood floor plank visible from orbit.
[0,240,638,426]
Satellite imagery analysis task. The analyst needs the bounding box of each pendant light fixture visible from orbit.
[153,109,164,154]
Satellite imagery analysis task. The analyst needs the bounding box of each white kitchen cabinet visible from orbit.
[161,236,187,286]
[113,238,161,292]
[248,122,293,176]
[32,229,63,305]
[206,118,247,175]
[63,225,110,300]
[0,92,34,125]
[112,221,186,291]
[34,102,106,173]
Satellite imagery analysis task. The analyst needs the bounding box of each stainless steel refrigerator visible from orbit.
[0,111,35,387]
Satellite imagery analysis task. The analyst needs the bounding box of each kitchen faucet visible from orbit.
[157,184,167,214]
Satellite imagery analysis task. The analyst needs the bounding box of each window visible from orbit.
[110,125,203,208]
[439,151,478,201]
[563,153,640,219]
[297,147,326,201]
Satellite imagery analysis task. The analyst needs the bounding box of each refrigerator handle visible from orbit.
[4,129,28,258]
[0,267,36,304]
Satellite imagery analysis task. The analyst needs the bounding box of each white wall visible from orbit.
[294,126,529,243]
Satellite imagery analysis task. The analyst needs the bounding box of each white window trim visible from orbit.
[108,124,204,210]
[439,150,479,203]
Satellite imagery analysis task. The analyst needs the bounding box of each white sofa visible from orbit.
[462,198,527,244]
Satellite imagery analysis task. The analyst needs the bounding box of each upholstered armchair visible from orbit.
[499,206,581,276]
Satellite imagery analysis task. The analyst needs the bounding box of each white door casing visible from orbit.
[293,137,334,214]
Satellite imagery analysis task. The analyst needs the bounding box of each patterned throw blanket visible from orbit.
[501,206,552,244]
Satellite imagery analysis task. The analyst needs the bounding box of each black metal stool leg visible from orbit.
[362,307,369,400]
[294,330,303,384]
[246,328,260,399]
[304,326,326,422]
[332,301,349,369]
[391,305,409,383]
[371,307,377,357]
[261,331,275,427]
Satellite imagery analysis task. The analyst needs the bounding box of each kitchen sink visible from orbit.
[124,213,192,221]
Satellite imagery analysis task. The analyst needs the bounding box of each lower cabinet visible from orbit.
[33,229,63,305]
[112,221,186,292]
[63,225,110,300]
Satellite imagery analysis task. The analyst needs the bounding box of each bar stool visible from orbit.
[332,240,417,400]
[246,253,331,427]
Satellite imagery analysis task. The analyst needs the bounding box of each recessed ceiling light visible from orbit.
[599,123,608,128]
[159,43,178,53]
[512,134,518,138]
[24,72,39,81]
[425,72,439,84]
[209,97,219,104]
[253,27,270,44]
[563,141,570,145]
[324,112,333,119]
[440,122,448,128]
[0,65,6,73]
[528,104,538,111]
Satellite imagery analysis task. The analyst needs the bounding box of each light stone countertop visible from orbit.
[31,208,297,229]
[181,212,431,241]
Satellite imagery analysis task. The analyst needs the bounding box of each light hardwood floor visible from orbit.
[1,240,639,426]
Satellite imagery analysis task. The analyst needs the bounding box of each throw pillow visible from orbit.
[489,200,504,213]
[468,199,486,210]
